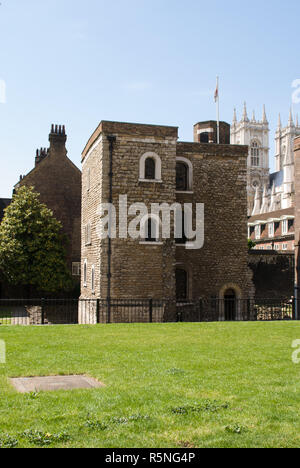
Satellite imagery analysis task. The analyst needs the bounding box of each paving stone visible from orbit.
[10,375,104,393]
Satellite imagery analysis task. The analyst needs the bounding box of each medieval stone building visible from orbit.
[79,120,253,321]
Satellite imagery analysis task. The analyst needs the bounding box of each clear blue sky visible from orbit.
[0,0,299,198]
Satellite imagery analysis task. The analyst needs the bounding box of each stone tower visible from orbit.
[275,110,300,209]
[230,103,270,215]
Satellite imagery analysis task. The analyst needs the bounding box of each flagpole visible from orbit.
[216,76,220,144]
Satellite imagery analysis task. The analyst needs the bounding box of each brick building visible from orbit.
[80,120,253,322]
[248,208,295,251]
[14,125,82,285]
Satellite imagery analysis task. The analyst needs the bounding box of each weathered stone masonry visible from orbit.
[80,120,253,322]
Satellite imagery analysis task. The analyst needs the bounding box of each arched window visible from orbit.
[176,157,193,192]
[176,162,188,191]
[145,158,156,180]
[145,218,158,242]
[176,268,188,301]
[200,132,209,143]
[175,210,187,245]
[139,152,162,182]
[141,215,160,243]
[251,142,260,167]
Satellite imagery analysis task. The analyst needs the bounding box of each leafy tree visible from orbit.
[0,186,73,294]
[248,239,256,251]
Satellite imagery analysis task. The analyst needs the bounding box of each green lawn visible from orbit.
[0,322,300,448]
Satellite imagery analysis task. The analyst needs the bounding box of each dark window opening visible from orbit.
[145,158,156,180]
[176,162,188,191]
[200,132,209,143]
[176,269,188,301]
[145,218,157,242]
[175,211,187,244]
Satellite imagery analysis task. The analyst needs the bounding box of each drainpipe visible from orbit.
[107,135,116,323]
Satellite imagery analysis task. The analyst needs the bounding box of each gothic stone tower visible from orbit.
[231,104,270,215]
[275,111,300,209]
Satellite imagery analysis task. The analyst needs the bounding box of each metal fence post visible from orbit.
[107,298,111,324]
[96,299,100,324]
[293,296,296,321]
[199,299,203,322]
[41,298,45,325]
[149,299,153,323]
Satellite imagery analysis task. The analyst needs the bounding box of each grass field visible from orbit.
[0,322,300,448]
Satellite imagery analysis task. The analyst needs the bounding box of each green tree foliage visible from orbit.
[0,186,73,293]
[248,239,256,251]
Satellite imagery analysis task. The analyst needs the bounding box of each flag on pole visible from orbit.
[214,79,219,103]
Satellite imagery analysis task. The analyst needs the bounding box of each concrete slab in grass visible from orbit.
[10,375,104,393]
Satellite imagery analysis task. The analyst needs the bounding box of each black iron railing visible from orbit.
[0,297,297,326]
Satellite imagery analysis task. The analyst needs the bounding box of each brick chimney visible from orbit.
[35,147,49,166]
[49,124,67,155]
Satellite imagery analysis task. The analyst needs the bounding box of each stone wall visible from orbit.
[80,120,254,322]
[248,251,294,300]
[176,142,253,299]
[81,122,178,305]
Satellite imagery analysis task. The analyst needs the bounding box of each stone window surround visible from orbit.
[139,214,161,245]
[91,265,95,294]
[139,152,162,182]
[83,259,87,287]
[250,140,261,167]
[176,156,193,193]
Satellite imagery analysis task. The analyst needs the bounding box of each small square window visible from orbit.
[72,262,81,276]
[85,223,91,245]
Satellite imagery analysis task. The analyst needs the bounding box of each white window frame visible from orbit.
[268,222,274,238]
[282,220,288,236]
[255,225,261,240]
[139,152,162,182]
